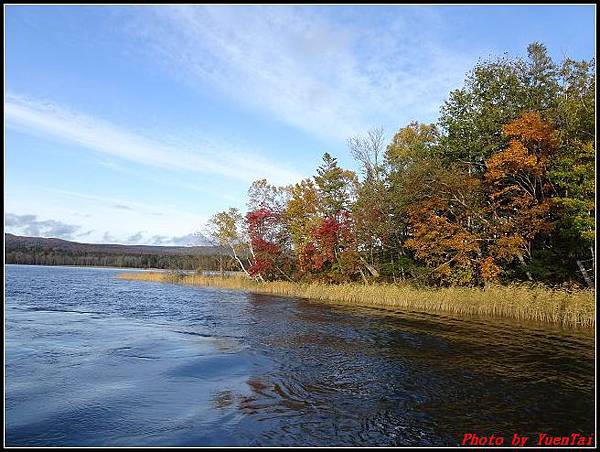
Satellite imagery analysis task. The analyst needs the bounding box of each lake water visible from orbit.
[5,265,595,446]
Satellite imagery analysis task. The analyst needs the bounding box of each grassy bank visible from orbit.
[117,272,595,328]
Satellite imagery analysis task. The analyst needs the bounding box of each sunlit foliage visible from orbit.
[205,43,594,287]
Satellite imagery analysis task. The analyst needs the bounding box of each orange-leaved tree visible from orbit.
[484,112,557,279]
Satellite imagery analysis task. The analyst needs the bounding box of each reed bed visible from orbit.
[118,271,595,328]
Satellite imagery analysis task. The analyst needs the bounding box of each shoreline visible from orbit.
[117,272,595,329]
[5,263,159,271]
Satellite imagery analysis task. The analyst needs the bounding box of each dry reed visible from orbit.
[117,271,595,328]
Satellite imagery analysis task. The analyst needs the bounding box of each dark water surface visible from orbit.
[5,265,595,446]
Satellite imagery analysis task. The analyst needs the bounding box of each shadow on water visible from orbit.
[4,266,595,447]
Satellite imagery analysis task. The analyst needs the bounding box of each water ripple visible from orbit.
[5,265,595,447]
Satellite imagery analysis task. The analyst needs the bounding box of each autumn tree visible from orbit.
[484,112,557,280]
[244,180,293,281]
[246,208,293,281]
[436,42,594,285]
[310,153,361,282]
[206,208,253,277]
[381,123,442,281]
[438,42,560,173]
[385,122,440,170]
[285,179,321,278]
[400,158,485,286]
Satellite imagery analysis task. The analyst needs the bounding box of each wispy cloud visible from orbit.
[5,213,81,239]
[126,231,146,243]
[97,157,241,204]
[5,94,301,185]
[102,232,116,243]
[149,232,205,246]
[48,188,204,221]
[113,204,135,211]
[149,235,169,245]
[127,6,473,141]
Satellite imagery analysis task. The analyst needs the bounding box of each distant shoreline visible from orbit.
[118,272,595,329]
[5,233,231,272]
[5,263,166,272]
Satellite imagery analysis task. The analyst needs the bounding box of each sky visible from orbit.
[4,5,596,246]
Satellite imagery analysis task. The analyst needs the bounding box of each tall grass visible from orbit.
[118,271,595,328]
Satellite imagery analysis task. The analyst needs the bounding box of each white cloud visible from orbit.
[5,94,301,185]
[126,6,473,142]
[149,232,205,246]
[125,231,145,243]
[4,186,211,246]
[5,213,81,239]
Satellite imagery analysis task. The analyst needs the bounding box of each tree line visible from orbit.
[206,43,595,288]
[6,249,237,271]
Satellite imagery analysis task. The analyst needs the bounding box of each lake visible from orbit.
[4,265,595,446]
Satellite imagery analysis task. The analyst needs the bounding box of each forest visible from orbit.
[206,43,595,288]
[5,250,227,270]
[5,234,234,271]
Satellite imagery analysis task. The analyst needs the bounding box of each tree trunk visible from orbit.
[360,255,379,277]
[275,264,293,282]
[577,260,593,288]
[359,267,368,284]
[229,244,250,277]
[517,254,533,281]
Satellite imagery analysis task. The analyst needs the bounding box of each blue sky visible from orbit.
[4,5,595,245]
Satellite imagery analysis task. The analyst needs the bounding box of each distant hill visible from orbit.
[5,233,226,255]
[5,233,234,270]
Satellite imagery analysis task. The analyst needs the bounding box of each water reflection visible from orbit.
[210,390,235,410]
[231,293,595,446]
